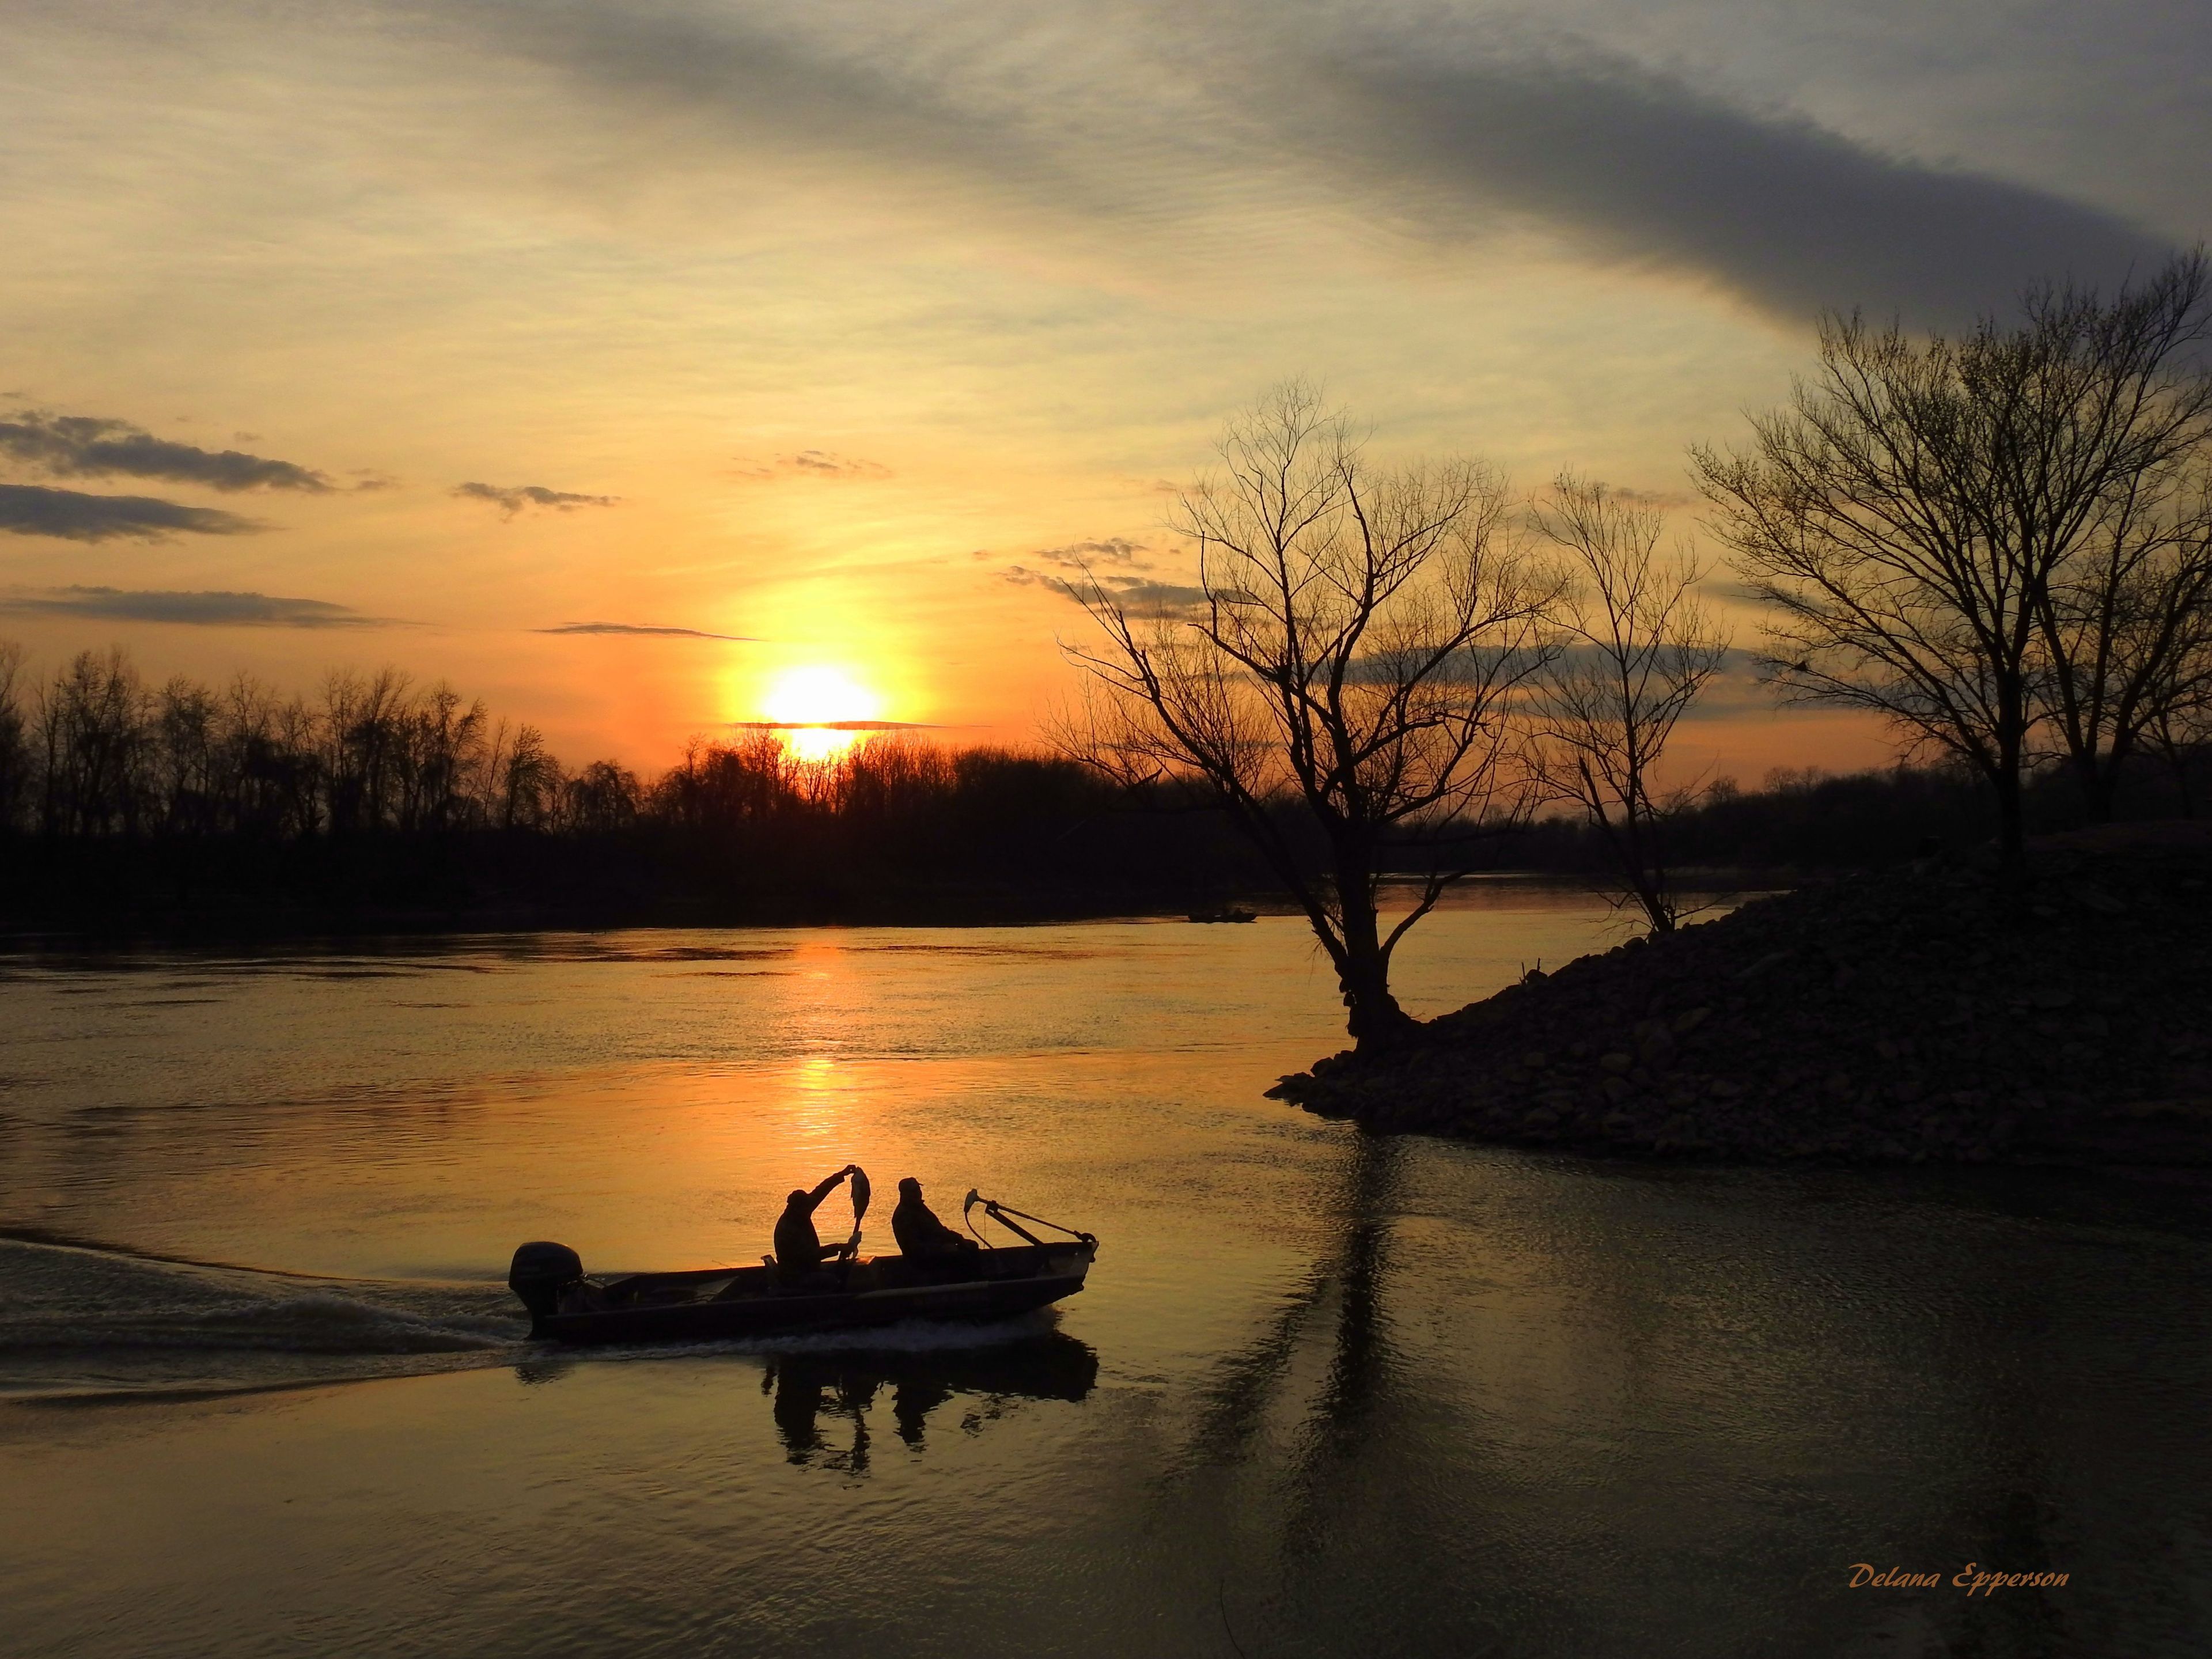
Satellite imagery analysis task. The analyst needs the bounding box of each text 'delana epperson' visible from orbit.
[1850,1565,2069,1596]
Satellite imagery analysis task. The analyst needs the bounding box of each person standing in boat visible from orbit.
[891,1177,980,1263]
[775,1165,861,1285]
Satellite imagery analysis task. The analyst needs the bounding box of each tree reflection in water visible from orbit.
[1182,1129,1400,1499]
[762,1330,1099,1474]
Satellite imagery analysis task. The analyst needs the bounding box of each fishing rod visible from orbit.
[962,1190,1097,1250]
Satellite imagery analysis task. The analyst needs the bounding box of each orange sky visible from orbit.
[1,2,2192,783]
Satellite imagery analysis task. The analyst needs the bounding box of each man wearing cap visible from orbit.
[891,1177,981,1264]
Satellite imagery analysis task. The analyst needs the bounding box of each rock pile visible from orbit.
[1270,823,2212,1165]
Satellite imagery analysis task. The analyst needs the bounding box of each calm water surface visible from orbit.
[2,888,2207,1658]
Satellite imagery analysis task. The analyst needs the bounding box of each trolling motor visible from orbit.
[962,1190,1099,1252]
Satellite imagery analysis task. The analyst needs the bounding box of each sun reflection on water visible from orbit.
[784,1054,855,1160]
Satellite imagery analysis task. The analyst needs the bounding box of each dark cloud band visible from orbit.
[0,586,392,627]
[539,622,755,640]
[0,411,333,492]
[1317,39,2171,328]
[454,482,619,515]
[0,483,267,541]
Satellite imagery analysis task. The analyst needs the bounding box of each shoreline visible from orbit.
[1271,822,2212,1172]
[0,867,1790,945]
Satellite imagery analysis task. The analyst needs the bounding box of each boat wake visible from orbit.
[0,1232,1081,1405]
[0,1232,527,1404]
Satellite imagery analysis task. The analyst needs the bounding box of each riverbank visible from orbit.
[0,863,1783,943]
[1271,822,2212,1167]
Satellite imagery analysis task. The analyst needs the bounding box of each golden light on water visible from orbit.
[764,666,882,762]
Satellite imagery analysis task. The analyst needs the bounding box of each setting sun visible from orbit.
[764,665,883,761]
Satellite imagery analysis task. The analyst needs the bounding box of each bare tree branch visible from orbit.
[1531,475,1731,933]
[1055,381,1557,1051]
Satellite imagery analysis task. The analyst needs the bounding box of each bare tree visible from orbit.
[151,676,222,837]
[493,722,565,831]
[2145,699,2212,816]
[322,667,412,834]
[1694,253,2212,865]
[0,641,29,832]
[1532,476,1731,933]
[37,649,148,838]
[2035,457,2212,820]
[1057,384,1555,1051]
[400,683,490,833]
[566,759,642,832]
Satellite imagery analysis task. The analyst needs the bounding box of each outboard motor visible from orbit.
[508,1240,584,1323]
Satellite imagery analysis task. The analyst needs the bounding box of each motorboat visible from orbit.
[508,1193,1097,1347]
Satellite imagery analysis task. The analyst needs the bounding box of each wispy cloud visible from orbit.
[1593,486,1691,511]
[537,621,755,640]
[0,483,268,542]
[1093,577,1209,618]
[0,586,396,627]
[0,410,335,492]
[1002,536,1165,604]
[732,450,892,480]
[1026,536,1153,571]
[453,481,619,516]
[1004,560,1209,620]
[1672,648,1784,722]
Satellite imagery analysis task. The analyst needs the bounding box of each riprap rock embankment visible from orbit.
[1271,823,2212,1166]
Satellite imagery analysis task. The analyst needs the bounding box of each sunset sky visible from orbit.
[3,0,2203,782]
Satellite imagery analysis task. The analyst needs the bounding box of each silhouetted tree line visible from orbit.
[0,645,1270,927]
[1489,750,2211,879]
[2,643,2206,931]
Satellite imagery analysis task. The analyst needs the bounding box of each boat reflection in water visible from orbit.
[762,1329,1099,1473]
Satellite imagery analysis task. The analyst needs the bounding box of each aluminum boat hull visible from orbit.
[525,1241,1094,1347]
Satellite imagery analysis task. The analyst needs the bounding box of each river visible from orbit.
[3,886,2207,1657]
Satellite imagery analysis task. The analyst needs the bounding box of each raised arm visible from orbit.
[801,1165,854,1211]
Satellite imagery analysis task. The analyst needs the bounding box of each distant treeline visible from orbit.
[1500,757,2209,876]
[0,646,1272,927]
[1,645,2205,930]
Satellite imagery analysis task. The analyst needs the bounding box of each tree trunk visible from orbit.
[1335,854,1414,1053]
[2074,753,2119,824]
[1991,753,2027,872]
[1636,875,1676,932]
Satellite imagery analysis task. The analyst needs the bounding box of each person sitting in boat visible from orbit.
[775,1165,861,1285]
[891,1177,980,1263]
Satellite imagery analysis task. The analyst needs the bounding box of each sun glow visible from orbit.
[764,665,883,762]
